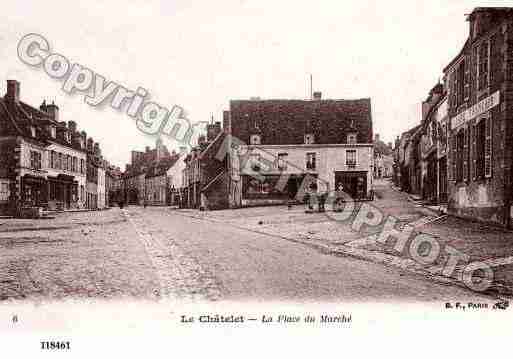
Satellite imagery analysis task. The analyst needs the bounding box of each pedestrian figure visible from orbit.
[317,192,326,212]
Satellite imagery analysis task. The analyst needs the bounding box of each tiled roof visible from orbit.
[229,98,373,145]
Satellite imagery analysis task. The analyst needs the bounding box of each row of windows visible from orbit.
[449,38,492,109]
[249,150,358,172]
[49,151,85,174]
[249,133,359,145]
[452,115,492,183]
[28,149,86,174]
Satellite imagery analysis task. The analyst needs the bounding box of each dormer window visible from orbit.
[304,133,315,144]
[30,126,36,137]
[49,126,56,139]
[65,131,71,143]
[250,134,261,145]
[347,133,357,144]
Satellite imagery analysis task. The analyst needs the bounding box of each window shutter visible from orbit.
[464,57,470,101]
[485,116,492,178]
[463,127,468,182]
[472,123,477,180]
[451,133,457,181]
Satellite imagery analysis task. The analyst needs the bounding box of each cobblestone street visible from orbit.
[0,192,499,302]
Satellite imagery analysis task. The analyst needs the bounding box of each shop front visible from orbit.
[334,171,368,200]
[47,174,78,210]
[20,175,47,208]
[242,173,318,206]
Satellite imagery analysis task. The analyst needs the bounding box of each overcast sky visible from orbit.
[0,0,506,168]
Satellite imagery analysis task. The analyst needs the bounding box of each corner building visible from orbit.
[445,8,513,226]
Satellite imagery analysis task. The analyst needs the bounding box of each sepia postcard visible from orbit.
[1,1,513,357]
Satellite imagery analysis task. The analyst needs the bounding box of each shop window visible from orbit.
[250,153,262,171]
[277,153,288,171]
[0,181,10,201]
[306,152,316,170]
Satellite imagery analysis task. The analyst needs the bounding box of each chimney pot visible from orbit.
[6,80,20,102]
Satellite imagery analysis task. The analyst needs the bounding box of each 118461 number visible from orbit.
[41,341,70,350]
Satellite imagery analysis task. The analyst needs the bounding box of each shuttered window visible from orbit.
[463,127,469,182]
[450,133,457,181]
[472,123,477,180]
[464,57,470,101]
[485,116,492,178]
[456,131,465,182]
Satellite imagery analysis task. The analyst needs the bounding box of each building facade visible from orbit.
[122,138,185,206]
[0,80,106,215]
[444,8,513,226]
[212,93,374,208]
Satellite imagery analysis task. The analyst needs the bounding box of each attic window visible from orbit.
[30,126,36,137]
[304,134,315,144]
[250,134,261,145]
[347,133,357,144]
[49,126,56,139]
[65,131,71,143]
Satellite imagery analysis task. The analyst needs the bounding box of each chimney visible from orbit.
[93,142,101,156]
[207,121,222,142]
[223,110,231,134]
[145,146,150,153]
[46,102,59,122]
[68,121,77,133]
[313,91,322,101]
[5,80,20,103]
[87,138,94,152]
[156,137,163,160]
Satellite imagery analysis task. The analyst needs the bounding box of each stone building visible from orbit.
[192,93,374,209]
[182,121,225,209]
[419,85,449,204]
[444,7,513,226]
[145,153,184,206]
[106,164,123,206]
[0,80,111,215]
[122,137,184,206]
